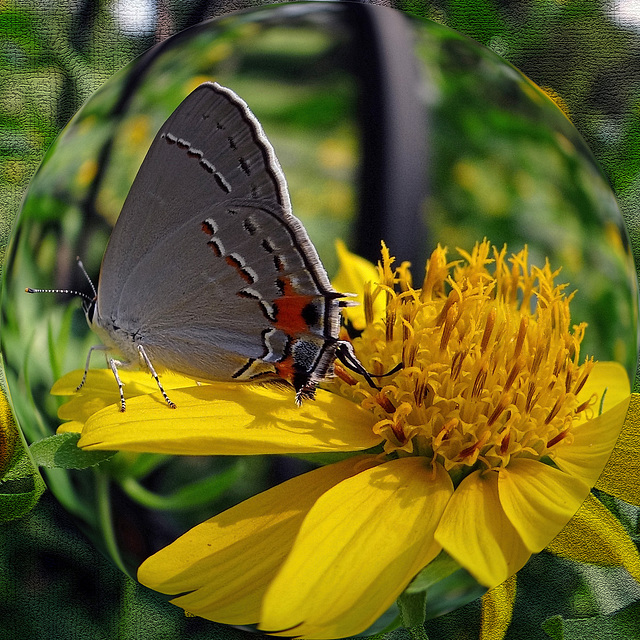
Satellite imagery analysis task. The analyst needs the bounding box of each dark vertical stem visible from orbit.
[346,3,430,266]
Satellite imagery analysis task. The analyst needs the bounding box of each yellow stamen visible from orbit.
[334,239,598,474]
[334,363,357,387]
[364,282,375,326]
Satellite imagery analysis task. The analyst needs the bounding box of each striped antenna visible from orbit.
[25,286,94,304]
[75,257,97,298]
[25,256,96,305]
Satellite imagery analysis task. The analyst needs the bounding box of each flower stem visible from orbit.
[397,590,429,639]
[406,626,430,640]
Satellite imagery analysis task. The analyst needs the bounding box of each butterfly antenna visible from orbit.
[25,256,96,305]
[25,286,94,304]
[75,256,97,298]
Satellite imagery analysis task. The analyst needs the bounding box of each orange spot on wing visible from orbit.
[225,255,242,270]
[275,356,296,384]
[274,277,316,335]
[225,255,254,284]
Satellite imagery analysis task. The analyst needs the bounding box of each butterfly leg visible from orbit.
[107,357,127,412]
[137,345,176,409]
[76,344,110,391]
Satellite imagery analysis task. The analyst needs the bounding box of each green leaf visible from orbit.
[0,447,46,522]
[542,601,640,639]
[406,552,462,594]
[0,476,43,520]
[119,460,245,511]
[114,451,172,480]
[30,432,115,469]
[0,389,46,521]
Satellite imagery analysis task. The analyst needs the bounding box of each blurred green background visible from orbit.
[2,1,640,639]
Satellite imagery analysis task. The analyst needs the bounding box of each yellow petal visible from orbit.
[497,458,589,553]
[78,384,380,455]
[260,459,453,639]
[577,361,630,414]
[138,455,381,625]
[546,493,640,583]
[480,574,517,640]
[332,240,382,330]
[434,470,531,589]
[56,421,84,434]
[595,393,640,506]
[553,396,631,486]
[53,369,199,424]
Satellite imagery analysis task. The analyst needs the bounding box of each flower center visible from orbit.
[334,240,596,474]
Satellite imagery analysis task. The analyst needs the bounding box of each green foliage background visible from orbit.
[2,1,640,640]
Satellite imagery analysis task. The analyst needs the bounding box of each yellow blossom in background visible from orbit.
[53,240,631,639]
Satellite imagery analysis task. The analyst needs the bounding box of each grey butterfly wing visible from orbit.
[93,82,341,385]
[98,82,290,311]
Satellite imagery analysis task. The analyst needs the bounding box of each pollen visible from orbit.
[334,240,596,473]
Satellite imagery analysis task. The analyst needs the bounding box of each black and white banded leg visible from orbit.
[76,344,110,391]
[107,356,128,412]
[137,345,176,409]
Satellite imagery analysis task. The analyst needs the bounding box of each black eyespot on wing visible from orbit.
[301,302,320,328]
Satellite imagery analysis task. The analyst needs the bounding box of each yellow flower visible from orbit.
[53,240,631,639]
